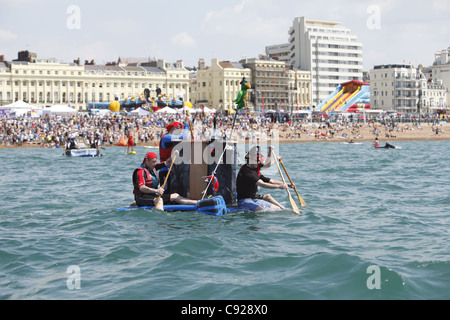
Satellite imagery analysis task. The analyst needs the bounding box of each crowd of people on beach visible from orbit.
[0,110,448,148]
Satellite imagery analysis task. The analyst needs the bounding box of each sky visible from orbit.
[0,0,449,71]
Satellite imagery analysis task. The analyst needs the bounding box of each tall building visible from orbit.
[265,44,291,64]
[285,17,363,106]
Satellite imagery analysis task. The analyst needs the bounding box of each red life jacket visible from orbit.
[132,167,159,195]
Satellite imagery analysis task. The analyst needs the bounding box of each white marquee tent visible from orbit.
[156,107,177,114]
[176,105,197,114]
[42,104,77,116]
[0,100,42,117]
[195,106,216,114]
[128,107,150,116]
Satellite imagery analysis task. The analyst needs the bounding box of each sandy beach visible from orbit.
[275,121,450,144]
[2,120,449,149]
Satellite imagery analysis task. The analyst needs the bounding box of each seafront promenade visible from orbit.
[1,113,449,149]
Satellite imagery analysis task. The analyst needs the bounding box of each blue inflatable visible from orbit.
[117,196,228,216]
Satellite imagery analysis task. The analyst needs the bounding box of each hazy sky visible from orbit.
[0,0,448,70]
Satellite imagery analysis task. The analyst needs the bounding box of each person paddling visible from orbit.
[236,146,294,212]
[127,132,134,154]
[132,150,197,210]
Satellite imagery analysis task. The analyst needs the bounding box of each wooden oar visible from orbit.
[279,159,307,207]
[271,150,300,215]
[153,154,177,211]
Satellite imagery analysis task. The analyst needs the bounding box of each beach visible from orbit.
[275,121,450,144]
[1,114,449,149]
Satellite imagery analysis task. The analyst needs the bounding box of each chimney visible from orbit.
[441,51,449,65]
[198,58,205,70]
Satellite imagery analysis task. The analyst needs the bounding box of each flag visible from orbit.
[204,175,219,192]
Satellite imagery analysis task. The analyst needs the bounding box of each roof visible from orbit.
[103,65,124,72]
[122,65,144,72]
[84,65,105,72]
[141,66,165,74]
[219,61,245,69]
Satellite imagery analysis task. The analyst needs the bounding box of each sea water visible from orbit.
[0,141,449,300]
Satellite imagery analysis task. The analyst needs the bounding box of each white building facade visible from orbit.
[195,58,252,113]
[423,47,450,108]
[287,17,363,106]
[370,64,447,113]
[265,44,291,64]
[0,52,190,111]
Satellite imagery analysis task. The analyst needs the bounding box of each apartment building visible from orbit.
[285,17,363,106]
[0,51,190,111]
[240,58,311,111]
[423,47,450,107]
[1,51,312,113]
[195,58,251,112]
[265,44,291,64]
[370,64,447,113]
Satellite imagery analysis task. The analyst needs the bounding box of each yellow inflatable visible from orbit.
[109,100,120,112]
[185,101,193,108]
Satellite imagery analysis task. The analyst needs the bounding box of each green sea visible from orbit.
[0,141,449,302]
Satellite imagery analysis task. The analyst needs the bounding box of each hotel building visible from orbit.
[240,58,311,111]
[0,51,190,111]
[268,17,363,106]
[1,51,311,113]
[195,58,252,113]
[194,58,311,112]
[370,64,447,113]
[423,47,450,108]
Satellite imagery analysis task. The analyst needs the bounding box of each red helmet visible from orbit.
[143,152,157,163]
[166,122,183,132]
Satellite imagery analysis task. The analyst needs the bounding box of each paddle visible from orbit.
[279,159,307,207]
[271,150,300,215]
[153,154,177,211]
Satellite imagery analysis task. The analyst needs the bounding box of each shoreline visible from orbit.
[2,122,449,149]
